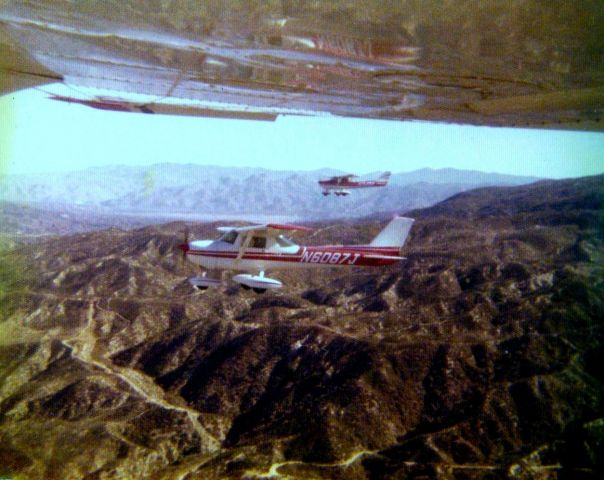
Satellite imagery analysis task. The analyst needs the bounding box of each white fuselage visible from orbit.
[186,238,303,272]
[181,217,413,279]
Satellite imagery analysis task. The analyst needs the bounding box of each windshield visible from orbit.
[219,230,238,244]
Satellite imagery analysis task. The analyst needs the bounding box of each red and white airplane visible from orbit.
[178,216,414,293]
[318,171,391,196]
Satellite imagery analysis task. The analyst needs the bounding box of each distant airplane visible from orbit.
[319,171,391,196]
[179,217,414,293]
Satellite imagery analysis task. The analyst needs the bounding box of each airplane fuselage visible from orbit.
[179,217,413,292]
[185,244,402,272]
[318,179,389,190]
[318,172,390,196]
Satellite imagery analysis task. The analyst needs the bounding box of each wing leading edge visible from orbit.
[217,224,312,234]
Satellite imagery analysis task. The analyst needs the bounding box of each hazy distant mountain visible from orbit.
[389,167,540,186]
[1,164,540,220]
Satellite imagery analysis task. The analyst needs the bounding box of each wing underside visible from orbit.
[1,1,603,130]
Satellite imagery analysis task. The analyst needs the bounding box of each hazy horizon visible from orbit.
[3,161,548,180]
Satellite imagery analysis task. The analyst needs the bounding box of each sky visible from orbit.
[1,86,603,178]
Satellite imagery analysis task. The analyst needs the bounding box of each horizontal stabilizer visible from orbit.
[364,254,406,261]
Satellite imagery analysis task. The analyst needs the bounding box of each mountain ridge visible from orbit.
[1,164,542,222]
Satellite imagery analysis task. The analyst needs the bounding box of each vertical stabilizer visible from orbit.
[369,217,414,248]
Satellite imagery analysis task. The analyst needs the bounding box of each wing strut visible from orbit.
[236,232,252,262]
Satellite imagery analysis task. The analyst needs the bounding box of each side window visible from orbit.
[276,235,295,247]
[250,236,266,249]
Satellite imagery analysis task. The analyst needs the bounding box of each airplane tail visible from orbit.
[369,216,414,248]
[379,171,391,181]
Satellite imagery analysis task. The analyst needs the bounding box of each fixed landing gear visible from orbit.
[189,271,221,291]
[239,282,267,294]
[234,272,281,294]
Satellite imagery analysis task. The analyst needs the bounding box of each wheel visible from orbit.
[253,288,267,294]
[194,285,208,291]
[322,191,329,196]
[240,284,251,290]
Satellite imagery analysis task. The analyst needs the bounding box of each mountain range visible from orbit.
[0,174,602,479]
[1,165,540,221]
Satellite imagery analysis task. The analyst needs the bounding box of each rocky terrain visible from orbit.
[0,175,602,479]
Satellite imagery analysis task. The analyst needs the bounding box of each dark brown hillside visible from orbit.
[408,174,604,228]
[0,175,602,479]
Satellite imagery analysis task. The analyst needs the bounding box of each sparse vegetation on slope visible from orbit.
[0,175,602,479]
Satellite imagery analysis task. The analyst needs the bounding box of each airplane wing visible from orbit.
[217,224,313,234]
[48,94,278,121]
[323,174,357,182]
[1,1,602,130]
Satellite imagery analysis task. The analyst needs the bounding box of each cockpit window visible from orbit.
[220,230,238,244]
[276,234,296,247]
[250,236,266,249]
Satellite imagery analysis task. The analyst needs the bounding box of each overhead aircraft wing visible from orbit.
[48,94,278,121]
[1,1,603,130]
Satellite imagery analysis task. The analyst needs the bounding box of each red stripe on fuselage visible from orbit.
[317,245,400,255]
[318,180,387,188]
[186,245,402,267]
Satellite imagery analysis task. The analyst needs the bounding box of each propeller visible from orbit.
[177,226,190,264]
